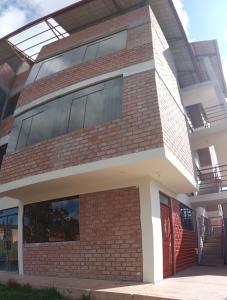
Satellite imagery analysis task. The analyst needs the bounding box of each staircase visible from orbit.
[201,231,224,266]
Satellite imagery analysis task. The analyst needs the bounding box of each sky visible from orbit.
[174,0,227,83]
[0,0,226,80]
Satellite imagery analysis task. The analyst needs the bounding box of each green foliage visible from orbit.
[78,295,90,300]
[0,284,70,300]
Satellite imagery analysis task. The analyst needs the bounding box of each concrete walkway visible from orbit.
[0,266,227,299]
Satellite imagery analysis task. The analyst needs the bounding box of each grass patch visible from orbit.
[0,283,72,300]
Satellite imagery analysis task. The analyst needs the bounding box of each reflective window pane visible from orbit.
[68,96,87,132]
[17,117,32,150]
[103,78,122,122]
[26,31,127,85]
[97,31,127,58]
[0,88,7,118]
[3,94,20,119]
[23,197,80,243]
[0,144,7,168]
[36,55,65,81]
[11,77,123,151]
[25,63,42,85]
[84,89,105,128]
[83,43,99,62]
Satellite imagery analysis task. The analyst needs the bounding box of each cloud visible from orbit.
[0,0,80,38]
[0,6,27,37]
[172,0,190,36]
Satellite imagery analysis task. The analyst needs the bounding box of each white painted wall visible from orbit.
[139,178,163,283]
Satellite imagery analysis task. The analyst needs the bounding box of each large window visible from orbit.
[0,88,7,118]
[26,31,127,85]
[0,144,7,168]
[8,77,122,152]
[3,94,20,119]
[180,204,194,231]
[23,197,80,243]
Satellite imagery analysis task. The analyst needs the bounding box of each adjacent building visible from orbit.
[0,0,226,283]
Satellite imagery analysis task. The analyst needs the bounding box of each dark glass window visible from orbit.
[3,94,20,119]
[0,88,7,118]
[26,31,127,85]
[23,197,80,243]
[180,204,194,231]
[10,77,122,152]
[0,144,7,168]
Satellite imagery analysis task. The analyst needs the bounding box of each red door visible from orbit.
[161,203,173,278]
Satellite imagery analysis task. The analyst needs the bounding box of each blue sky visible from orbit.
[182,0,227,80]
[0,0,226,80]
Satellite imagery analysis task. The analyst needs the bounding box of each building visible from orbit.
[0,0,226,283]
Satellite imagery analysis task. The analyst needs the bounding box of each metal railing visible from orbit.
[196,164,227,194]
[186,103,227,130]
[205,104,227,124]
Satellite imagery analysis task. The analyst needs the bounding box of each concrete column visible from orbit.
[195,207,206,263]
[18,201,24,275]
[139,178,163,283]
[222,204,227,264]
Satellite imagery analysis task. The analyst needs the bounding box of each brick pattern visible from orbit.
[150,8,194,177]
[23,187,143,281]
[0,71,163,183]
[38,5,151,60]
[0,116,14,138]
[172,199,197,272]
[18,6,153,107]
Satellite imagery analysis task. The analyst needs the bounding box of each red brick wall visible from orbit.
[38,5,151,61]
[0,116,14,138]
[151,8,194,177]
[23,187,143,281]
[17,6,153,107]
[172,199,197,272]
[0,71,163,183]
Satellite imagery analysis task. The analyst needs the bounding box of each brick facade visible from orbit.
[0,116,14,138]
[17,6,153,107]
[150,8,194,177]
[0,71,163,184]
[23,187,143,281]
[172,199,197,272]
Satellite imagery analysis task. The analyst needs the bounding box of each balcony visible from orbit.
[186,103,227,130]
[196,165,227,195]
[186,103,227,152]
[190,165,227,207]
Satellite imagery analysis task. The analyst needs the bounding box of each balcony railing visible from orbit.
[186,103,227,130]
[196,164,227,195]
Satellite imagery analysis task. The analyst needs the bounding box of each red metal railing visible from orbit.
[196,164,227,194]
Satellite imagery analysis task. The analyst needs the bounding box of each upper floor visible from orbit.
[0,0,225,200]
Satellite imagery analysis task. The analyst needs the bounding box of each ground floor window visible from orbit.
[0,207,18,272]
[23,196,80,243]
[180,203,194,231]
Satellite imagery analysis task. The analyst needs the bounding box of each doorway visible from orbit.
[160,194,174,278]
[0,207,18,272]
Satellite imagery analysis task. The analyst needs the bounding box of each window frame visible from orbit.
[180,203,194,231]
[9,77,123,152]
[23,196,80,244]
[26,30,127,85]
